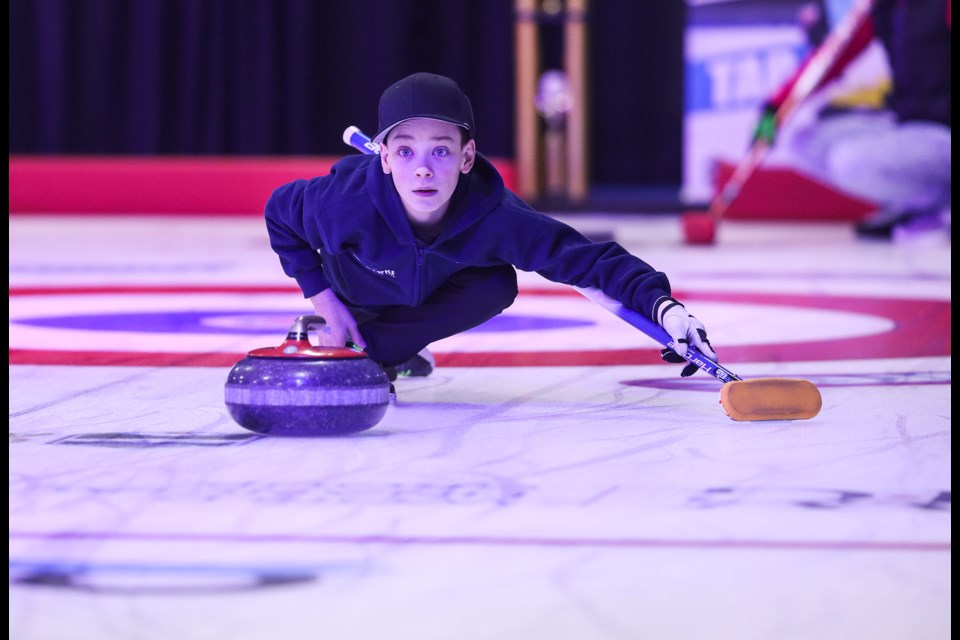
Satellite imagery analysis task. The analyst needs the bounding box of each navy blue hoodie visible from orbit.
[265,153,673,320]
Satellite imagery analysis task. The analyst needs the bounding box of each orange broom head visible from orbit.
[720,378,823,421]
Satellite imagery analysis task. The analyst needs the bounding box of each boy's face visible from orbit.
[379,118,476,223]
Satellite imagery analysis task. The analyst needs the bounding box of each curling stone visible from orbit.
[224,315,390,436]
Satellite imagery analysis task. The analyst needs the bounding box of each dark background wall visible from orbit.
[8,1,685,191]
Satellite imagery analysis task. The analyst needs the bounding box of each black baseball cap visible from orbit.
[372,73,475,144]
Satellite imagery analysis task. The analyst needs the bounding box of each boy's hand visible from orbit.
[308,289,366,349]
[654,297,717,377]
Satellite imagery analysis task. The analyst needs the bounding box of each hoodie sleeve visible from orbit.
[495,195,673,320]
[264,179,331,299]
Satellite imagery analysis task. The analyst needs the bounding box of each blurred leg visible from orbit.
[827,121,951,213]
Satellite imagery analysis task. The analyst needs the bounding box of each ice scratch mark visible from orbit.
[689,487,951,511]
[47,432,263,447]
[580,486,620,507]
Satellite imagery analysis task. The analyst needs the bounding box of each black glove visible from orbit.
[654,297,717,378]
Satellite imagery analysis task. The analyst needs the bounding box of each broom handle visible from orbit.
[708,0,876,219]
[574,286,743,383]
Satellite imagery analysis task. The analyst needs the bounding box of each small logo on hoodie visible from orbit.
[348,251,397,279]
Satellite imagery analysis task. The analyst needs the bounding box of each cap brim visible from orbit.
[372,117,470,145]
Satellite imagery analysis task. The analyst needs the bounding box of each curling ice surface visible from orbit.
[8,215,951,640]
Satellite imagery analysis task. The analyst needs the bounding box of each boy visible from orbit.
[264,72,716,383]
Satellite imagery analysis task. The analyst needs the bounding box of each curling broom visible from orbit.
[575,286,822,422]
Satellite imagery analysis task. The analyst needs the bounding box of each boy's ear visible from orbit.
[379,144,391,174]
[460,139,476,174]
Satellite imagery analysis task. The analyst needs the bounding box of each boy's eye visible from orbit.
[433,147,450,157]
[397,147,412,158]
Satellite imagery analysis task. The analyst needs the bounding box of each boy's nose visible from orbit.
[415,165,433,177]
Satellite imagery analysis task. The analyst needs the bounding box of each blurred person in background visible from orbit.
[760,0,951,240]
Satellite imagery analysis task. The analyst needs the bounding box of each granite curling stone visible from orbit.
[225,315,390,436]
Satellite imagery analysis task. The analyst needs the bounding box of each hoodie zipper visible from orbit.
[413,244,425,304]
